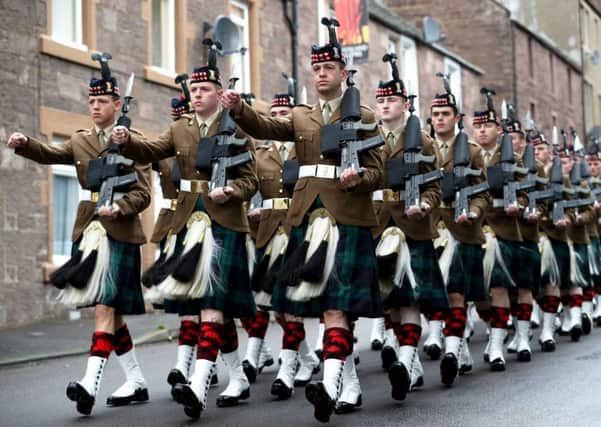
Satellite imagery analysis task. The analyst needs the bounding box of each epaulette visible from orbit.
[175,113,193,122]
[468,139,480,147]
[295,103,313,109]
[360,104,375,114]
[75,128,92,136]
[130,127,144,137]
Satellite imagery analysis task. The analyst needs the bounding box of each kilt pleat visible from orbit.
[446,242,487,302]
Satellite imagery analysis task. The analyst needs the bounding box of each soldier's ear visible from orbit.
[113,98,121,110]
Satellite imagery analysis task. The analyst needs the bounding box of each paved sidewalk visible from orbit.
[0,311,182,366]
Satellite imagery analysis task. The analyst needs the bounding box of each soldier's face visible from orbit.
[534,144,551,164]
[473,122,500,149]
[311,61,347,95]
[510,132,525,155]
[560,156,573,175]
[270,106,292,118]
[88,95,120,127]
[588,159,601,176]
[190,82,222,115]
[430,106,458,136]
[375,96,407,122]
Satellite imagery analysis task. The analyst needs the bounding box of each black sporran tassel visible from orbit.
[67,250,98,289]
[297,240,328,283]
[377,253,398,280]
[262,253,285,294]
[251,253,270,292]
[279,241,309,287]
[171,241,203,282]
[141,251,167,287]
[49,250,83,289]
[154,251,181,283]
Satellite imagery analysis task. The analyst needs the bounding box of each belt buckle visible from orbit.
[170,199,178,211]
[315,164,328,178]
[91,192,99,203]
[273,198,289,210]
[383,189,400,202]
[191,180,208,194]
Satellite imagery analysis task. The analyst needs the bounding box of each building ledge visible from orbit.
[144,65,179,90]
[39,35,97,68]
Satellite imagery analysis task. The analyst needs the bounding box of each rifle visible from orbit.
[441,114,489,219]
[386,95,443,210]
[320,68,383,174]
[547,127,576,222]
[209,150,253,192]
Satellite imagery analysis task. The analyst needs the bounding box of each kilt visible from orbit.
[541,238,570,289]
[383,238,449,311]
[166,197,256,319]
[572,242,592,290]
[516,240,541,295]
[490,238,526,290]
[446,242,487,302]
[271,201,382,319]
[589,238,601,287]
[72,237,145,315]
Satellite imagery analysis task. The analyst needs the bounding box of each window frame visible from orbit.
[230,0,252,93]
[400,35,420,117]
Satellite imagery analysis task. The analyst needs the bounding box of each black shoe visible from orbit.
[582,314,592,335]
[167,369,186,387]
[314,349,323,361]
[242,360,257,384]
[371,339,383,351]
[106,387,149,406]
[381,346,397,371]
[489,358,506,372]
[458,363,472,375]
[271,379,293,399]
[211,373,219,386]
[388,362,410,401]
[354,355,360,365]
[424,344,442,361]
[595,317,601,328]
[540,339,556,352]
[216,388,250,407]
[258,356,275,373]
[517,350,531,362]
[305,382,334,423]
[570,325,582,342]
[66,382,94,416]
[440,353,458,386]
[483,352,490,363]
[557,327,570,336]
[334,394,362,414]
[172,384,202,419]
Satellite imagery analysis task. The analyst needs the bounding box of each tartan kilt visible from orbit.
[383,238,449,311]
[572,242,592,290]
[490,238,527,290]
[589,238,601,287]
[446,242,487,302]
[516,240,541,295]
[72,237,145,315]
[166,197,256,319]
[271,205,382,319]
[542,238,570,289]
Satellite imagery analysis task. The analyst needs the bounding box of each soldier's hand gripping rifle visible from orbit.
[485,92,532,210]
[320,63,384,175]
[386,94,443,211]
[441,114,489,220]
[548,127,576,223]
[522,141,554,218]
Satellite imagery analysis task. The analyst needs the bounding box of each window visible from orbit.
[230,1,251,93]
[317,0,336,46]
[401,36,420,116]
[151,0,176,72]
[584,83,593,130]
[387,37,398,55]
[51,0,83,48]
[444,57,462,111]
[51,137,84,264]
[529,102,536,122]
[40,0,97,67]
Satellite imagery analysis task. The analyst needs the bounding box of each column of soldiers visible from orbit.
[6,17,601,424]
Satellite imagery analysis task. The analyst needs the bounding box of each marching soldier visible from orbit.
[430,75,490,385]
[504,113,545,361]
[372,54,446,401]
[7,54,152,415]
[222,18,384,423]
[245,89,321,397]
[535,128,573,351]
[474,89,528,371]
[586,142,601,326]
[114,41,258,419]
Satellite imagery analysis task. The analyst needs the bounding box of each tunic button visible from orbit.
[279,178,283,182]
[76,161,81,165]
[177,151,181,155]
[320,155,324,160]
[279,189,283,193]
[279,169,283,173]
